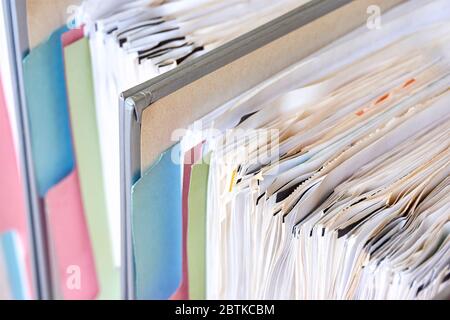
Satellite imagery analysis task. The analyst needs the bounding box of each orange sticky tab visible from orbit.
[355,110,365,116]
[375,93,390,105]
[403,78,416,88]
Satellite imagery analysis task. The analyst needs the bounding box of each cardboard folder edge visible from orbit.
[122,0,351,123]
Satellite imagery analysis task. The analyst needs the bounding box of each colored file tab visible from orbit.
[171,144,203,300]
[187,154,211,300]
[64,33,120,299]
[132,145,182,300]
[22,26,74,197]
[45,170,99,300]
[23,26,99,300]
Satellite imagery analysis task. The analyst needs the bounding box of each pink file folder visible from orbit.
[171,143,203,300]
[61,26,84,47]
[0,74,33,298]
[45,170,98,300]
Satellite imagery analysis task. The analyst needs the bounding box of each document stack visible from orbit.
[203,31,450,299]
[125,0,450,300]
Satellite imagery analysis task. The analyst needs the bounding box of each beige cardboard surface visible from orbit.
[26,0,82,49]
[140,0,404,172]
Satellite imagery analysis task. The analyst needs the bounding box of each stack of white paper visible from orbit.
[177,0,450,300]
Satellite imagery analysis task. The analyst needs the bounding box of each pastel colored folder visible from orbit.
[171,144,203,300]
[61,27,84,47]
[132,145,182,300]
[63,29,120,299]
[0,75,32,298]
[22,26,74,197]
[44,170,98,300]
[22,27,97,299]
[187,154,211,300]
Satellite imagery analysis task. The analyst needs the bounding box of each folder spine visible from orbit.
[119,96,142,300]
